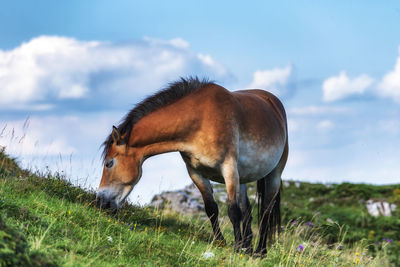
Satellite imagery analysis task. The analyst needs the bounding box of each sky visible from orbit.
[1,1,400,204]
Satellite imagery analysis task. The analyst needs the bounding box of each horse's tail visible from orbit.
[257,177,281,245]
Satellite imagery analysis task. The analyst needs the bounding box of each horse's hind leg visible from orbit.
[186,167,226,245]
[255,172,281,256]
[239,184,253,253]
[255,141,288,256]
[221,157,243,252]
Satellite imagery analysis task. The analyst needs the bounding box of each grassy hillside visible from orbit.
[0,149,398,266]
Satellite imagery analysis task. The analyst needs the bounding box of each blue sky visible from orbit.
[1,1,399,203]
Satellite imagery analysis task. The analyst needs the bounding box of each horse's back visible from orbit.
[232,89,287,124]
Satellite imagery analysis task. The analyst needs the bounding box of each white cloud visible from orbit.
[0,36,232,110]
[197,53,229,78]
[248,64,293,97]
[317,120,334,132]
[142,36,190,49]
[0,117,76,156]
[288,105,350,116]
[377,47,400,103]
[322,71,374,102]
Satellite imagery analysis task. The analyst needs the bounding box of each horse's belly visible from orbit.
[237,139,284,183]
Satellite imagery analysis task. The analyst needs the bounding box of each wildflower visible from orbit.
[292,220,297,225]
[382,238,393,244]
[336,244,343,250]
[68,210,71,215]
[240,253,243,258]
[191,241,195,245]
[326,218,334,224]
[368,230,375,239]
[178,228,181,232]
[203,251,215,259]
[107,236,113,242]
[355,258,360,265]
[145,226,148,231]
[108,219,111,223]
[306,222,313,227]
[297,244,304,252]
[355,252,359,256]
[375,241,380,245]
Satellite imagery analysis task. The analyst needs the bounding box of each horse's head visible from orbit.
[96,126,142,210]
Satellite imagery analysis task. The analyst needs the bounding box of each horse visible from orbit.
[97,77,288,255]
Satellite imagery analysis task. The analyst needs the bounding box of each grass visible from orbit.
[0,148,397,266]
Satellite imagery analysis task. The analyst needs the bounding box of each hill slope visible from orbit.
[0,149,398,266]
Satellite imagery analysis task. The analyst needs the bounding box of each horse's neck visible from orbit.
[129,105,196,158]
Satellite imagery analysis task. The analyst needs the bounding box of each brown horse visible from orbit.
[97,77,288,255]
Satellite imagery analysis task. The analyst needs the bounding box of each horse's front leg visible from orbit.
[222,157,243,252]
[186,166,226,245]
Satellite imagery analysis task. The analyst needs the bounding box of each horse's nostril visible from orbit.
[96,194,113,210]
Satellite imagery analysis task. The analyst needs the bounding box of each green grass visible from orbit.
[0,149,398,266]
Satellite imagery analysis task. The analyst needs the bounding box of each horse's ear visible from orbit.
[112,126,121,144]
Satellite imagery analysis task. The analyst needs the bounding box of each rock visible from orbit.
[218,195,228,203]
[149,183,204,214]
[366,200,396,217]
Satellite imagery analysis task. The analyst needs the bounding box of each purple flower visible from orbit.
[306,222,313,227]
[292,220,297,225]
[375,241,380,245]
[297,244,304,252]
[382,238,393,244]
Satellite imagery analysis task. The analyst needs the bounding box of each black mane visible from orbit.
[102,77,214,159]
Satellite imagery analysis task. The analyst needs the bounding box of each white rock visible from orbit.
[366,200,396,217]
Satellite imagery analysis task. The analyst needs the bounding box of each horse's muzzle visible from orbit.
[96,190,119,211]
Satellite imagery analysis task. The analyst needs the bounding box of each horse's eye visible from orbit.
[105,159,114,169]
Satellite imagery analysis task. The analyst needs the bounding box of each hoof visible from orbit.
[253,248,267,258]
[241,246,253,255]
[214,239,226,247]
